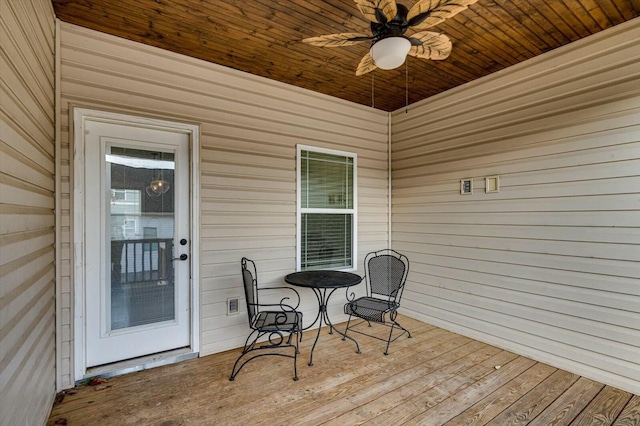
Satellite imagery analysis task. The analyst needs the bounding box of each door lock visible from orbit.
[174,253,188,261]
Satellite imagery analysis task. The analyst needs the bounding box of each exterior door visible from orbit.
[84,120,191,367]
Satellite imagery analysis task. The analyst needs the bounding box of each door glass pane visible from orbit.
[108,147,176,330]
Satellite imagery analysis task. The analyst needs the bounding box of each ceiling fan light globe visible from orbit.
[148,179,170,195]
[370,37,411,70]
[157,179,170,194]
[146,185,162,197]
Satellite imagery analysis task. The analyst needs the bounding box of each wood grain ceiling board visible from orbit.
[52,0,640,111]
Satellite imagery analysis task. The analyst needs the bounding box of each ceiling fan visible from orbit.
[302,0,478,75]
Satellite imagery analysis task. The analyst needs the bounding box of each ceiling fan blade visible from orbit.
[354,0,398,24]
[356,52,378,76]
[407,31,452,60]
[407,0,478,30]
[302,33,372,47]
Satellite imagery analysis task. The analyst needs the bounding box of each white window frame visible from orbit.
[296,144,357,271]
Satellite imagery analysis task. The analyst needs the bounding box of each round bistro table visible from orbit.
[284,270,362,366]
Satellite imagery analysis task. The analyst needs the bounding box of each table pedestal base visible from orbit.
[306,287,360,366]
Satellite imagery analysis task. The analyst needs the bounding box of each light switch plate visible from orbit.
[460,178,473,195]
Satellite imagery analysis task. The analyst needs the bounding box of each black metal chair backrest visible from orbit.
[366,250,409,302]
[241,257,259,324]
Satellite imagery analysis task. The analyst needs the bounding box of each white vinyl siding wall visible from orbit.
[391,18,640,395]
[57,22,389,386]
[0,0,57,424]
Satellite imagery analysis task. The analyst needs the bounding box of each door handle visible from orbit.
[174,253,188,261]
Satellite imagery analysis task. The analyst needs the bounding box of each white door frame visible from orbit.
[73,108,200,380]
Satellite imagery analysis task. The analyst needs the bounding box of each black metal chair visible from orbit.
[343,249,412,355]
[229,258,303,381]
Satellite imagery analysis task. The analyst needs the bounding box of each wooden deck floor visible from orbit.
[49,316,640,425]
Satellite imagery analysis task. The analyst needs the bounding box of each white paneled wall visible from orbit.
[58,22,389,386]
[0,0,57,424]
[391,18,640,394]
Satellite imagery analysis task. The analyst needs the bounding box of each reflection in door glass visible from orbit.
[108,147,176,330]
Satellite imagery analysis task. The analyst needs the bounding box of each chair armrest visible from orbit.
[345,282,364,303]
[258,286,301,310]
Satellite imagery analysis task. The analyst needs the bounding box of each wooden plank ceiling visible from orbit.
[52,0,640,111]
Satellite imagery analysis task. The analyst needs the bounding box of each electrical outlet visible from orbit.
[227,297,240,315]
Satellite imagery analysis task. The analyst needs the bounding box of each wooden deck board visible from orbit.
[485,369,581,425]
[613,395,640,426]
[528,377,606,426]
[323,343,505,425]
[442,362,558,425]
[291,340,490,425]
[47,316,640,425]
[349,349,522,425]
[570,386,633,426]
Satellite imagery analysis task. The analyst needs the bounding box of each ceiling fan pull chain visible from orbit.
[371,71,375,109]
[405,60,409,114]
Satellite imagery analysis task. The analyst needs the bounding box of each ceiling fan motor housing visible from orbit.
[370,3,410,41]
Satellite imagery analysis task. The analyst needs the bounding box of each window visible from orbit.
[297,145,357,271]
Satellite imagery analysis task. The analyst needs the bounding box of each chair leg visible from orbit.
[384,321,396,355]
[393,317,412,339]
[292,343,299,381]
[229,359,241,381]
[285,324,303,354]
[229,330,260,381]
[402,323,412,339]
[229,350,250,381]
[295,329,301,354]
[342,315,353,341]
[384,318,412,355]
